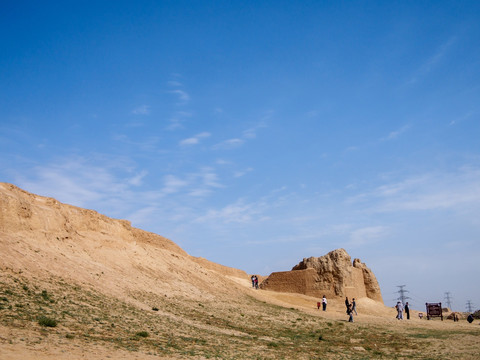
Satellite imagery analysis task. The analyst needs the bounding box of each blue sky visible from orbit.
[1,1,479,311]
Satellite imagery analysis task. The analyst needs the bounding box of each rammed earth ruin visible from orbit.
[260,248,384,303]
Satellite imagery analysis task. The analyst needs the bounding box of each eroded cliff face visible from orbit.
[260,249,383,303]
[0,182,248,300]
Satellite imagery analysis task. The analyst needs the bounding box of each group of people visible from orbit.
[395,301,410,320]
[345,297,357,322]
[316,295,328,311]
[250,275,259,289]
[316,295,358,322]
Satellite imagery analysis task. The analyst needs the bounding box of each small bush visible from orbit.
[152,307,159,311]
[136,331,149,338]
[41,290,50,300]
[38,316,58,327]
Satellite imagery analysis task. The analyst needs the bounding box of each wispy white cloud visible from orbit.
[213,120,267,150]
[194,198,267,224]
[128,170,148,186]
[159,167,223,199]
[170,89,190,104]
[166,111,193,131]
[112,133,161,152]
[348,226,389,247]
[14,157,131,208]
[347,166,480,213]
[216,159,232,165]
[243,122,267,139]
[407,36,456,85]
[213,138,244,150]
[187,167,224,197]
[161,174,189,194]
[381,124,411,141]
[167,80,183,87]
[449,111,474,126]
[132,105,150,115]
[344,145,359,153]
[179,132,211,146]
[234,167,253,178]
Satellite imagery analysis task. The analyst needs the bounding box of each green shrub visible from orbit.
[41,290,50,300]
[38,315,58,327]
[136,331,149,338]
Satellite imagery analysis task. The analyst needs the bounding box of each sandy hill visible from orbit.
[1,183,478,360]
[0,182,247,301]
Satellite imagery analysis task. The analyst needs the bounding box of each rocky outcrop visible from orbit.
[260,249,383,303]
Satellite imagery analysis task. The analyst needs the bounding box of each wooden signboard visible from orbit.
[425,302,443,320]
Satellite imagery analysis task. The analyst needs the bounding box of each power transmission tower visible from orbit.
[396,285,411,304]
[444,292,453,309]
[466,300,474,313]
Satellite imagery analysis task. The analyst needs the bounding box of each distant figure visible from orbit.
[345,297,350,310]
[467,314,474,323]
[317,301,321,310]
[352,298,357,315]
[254,276,259,289]
[347,304,354,322]
[418,313,424,319]
[452,312,459,322]
[251,275,255,288]
[322,295,327,311]
[405,302,410,320]
[395,301,404,320]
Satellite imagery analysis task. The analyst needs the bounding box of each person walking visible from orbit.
[347,304,354,322]
[322,295,327,311]
[352,298,357,315]
[345,297,350,311]
[405,302,410,320]
[396,301,404,320]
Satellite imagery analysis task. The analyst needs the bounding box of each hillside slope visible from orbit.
[1,183,478,360]
[0,182,248,301]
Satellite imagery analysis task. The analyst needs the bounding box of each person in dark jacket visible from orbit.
[347,304,354,322]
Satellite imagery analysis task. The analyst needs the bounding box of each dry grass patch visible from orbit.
[1,271,479,359]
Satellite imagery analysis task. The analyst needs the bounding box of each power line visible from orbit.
[466,300,474,313]
[444,292,453,309]
[396,285,411,304]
